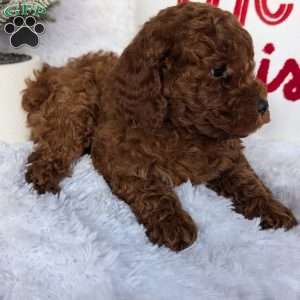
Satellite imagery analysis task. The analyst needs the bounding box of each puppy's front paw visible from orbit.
[25,159,61,194]
[260,200,297,230]
[146,210,198,251]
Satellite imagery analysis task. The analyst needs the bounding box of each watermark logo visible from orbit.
[4,15,45,48]
[1,1,48,48]
[3,0,48,18]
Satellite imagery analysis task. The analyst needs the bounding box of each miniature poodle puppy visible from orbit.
[22,3,297,251]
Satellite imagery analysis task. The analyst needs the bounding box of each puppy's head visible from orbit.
[114,3,269,139]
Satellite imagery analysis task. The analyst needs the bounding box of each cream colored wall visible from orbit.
[135,0,175,29]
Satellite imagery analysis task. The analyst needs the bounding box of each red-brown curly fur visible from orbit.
[22,3,297,251]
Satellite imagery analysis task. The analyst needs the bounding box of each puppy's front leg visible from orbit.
[207,155,297,230]
[112,177,197,251]
[26,141,84,194]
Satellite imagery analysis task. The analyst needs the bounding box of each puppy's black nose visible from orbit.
[257,98,269,114]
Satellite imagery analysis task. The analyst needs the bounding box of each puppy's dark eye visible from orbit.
[211,65,227,78]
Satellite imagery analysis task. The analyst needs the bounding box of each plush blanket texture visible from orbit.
[0,137,299,300]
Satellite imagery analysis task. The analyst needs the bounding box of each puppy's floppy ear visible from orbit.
[112,22,172,130]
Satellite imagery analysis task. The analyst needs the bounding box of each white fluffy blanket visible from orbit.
[0,137,300,300]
